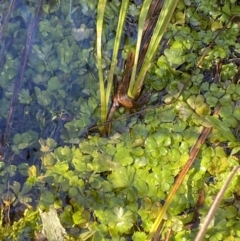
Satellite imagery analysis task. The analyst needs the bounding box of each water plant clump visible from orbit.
[0,0,240,240]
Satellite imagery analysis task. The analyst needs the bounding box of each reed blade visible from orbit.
[96,0,107,122]
[131,0,179,98]
[106,0,130,108]
[128,0,152,99]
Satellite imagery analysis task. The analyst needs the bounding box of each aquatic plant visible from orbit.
[96,0,179,122]
[0,0,240,240]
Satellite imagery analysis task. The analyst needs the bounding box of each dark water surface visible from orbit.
[0,0,99,163]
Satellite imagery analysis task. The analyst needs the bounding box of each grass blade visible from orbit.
[96,0,107,122]
[130,0,179,97]
[106,0,130,108]
[128,0,152,98]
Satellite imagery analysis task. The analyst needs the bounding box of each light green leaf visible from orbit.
[109,207,135,233]
[108,166,135,189]
[133,232,147,241]
[72,209,86,225]
[205,116,236,142]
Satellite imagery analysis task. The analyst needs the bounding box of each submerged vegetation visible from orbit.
[0,0,240,240]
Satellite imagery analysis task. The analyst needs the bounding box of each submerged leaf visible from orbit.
[72,24,94,41]
[18,89,32,104]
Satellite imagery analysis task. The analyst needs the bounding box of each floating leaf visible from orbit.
[108,166,135,189]
[133,179,149,197]
[114,147,133,166]
[39,138,57,153]
[233,108,240,121]
[109,207,136,234]
[164,41,186,65]
[42,153,57,168]
[211,21,223,31]
[72,208,86,225]
[53,162,69,175]
[145,136,158,152]
[205,116,236,142]
[176,102,193,121]
[28,165,37,177]
[134,157,148,168]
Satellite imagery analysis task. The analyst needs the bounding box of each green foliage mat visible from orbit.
[1,101,240,240]
[0,0,240,240]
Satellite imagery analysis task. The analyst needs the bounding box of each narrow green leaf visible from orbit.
[132,0,179,98]
[205,115,236,142]
[128,0,152,97]
[96,0,107,122]
[106,0,130,108]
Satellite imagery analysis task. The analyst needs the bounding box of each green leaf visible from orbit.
[211,21,223,31]
[222,116,238,128]
[47,76,62,91]
[40,191,55,206]
[145,136,158,152]
[17,163,29,177]
[79,231,96,241]
[132,232,147,241]
[131,146,144,157]
[18,89,32,104]
[153,132,172,146]
[69,176,79,187]
[39,138,57,152]
[178,103,193,121]
[53,162,69,174]
[134,157,148,168]
[20,182,33,196]
[115,147,133,166]
[42,153,56,168]
[223,206,237,219]
[133,179,149,197]
[205,116,236,142]
[68,187,78,198]
[22,132,32,143]
[109,207,135,233]
[10,181,21,195]
[34,87,51,107]
[164,41,186,65]
[72,209,86,225]
[108,166,135,189]
[54,146,72,162]
[233,108,240,121]
[220,105,233,117]
[13,133,22,144]
[28,165,37,178]
[159,107,176,122]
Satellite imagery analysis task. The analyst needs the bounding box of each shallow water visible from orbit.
[0,0,99,160]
